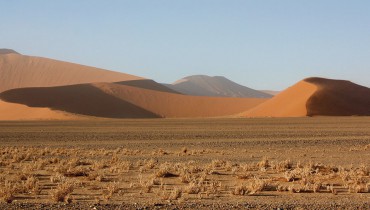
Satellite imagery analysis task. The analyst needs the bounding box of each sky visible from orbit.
[1,0,370,90]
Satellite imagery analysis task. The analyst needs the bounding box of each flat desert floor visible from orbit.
[0,117,369,209]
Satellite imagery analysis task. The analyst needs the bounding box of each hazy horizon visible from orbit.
[1,0,370,90]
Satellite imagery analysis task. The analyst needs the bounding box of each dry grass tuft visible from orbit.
[50,181,74,203]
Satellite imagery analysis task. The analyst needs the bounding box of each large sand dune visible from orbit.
[0,52,144,93]
[0,82,266,118]
[244,77,370,117]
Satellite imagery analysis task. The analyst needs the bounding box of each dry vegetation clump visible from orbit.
[50,181,74,203]
[169,187,183,200]
[155,163,179,178]
[184,181,202,194]
[232,178,267,196]
[102,182,121,201]
[0,181,16,203]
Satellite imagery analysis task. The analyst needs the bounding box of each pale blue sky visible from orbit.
[1,0,370,90]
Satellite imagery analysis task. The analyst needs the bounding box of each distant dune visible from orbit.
[164,75,272,98]
[243,77,370,117]
[0,52,144,93]
[0,82,267,118]
[0,49,19,55]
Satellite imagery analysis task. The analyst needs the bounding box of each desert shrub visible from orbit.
[248,178,266,195]
[0,181,16,203]
[169,187,182,200]
[257,157,270,170]
[232,184,249,195]
[50,173,66,183]
[50,181,74,203]
[273,160,293,172]
[155,163,178,178]
[184,182,202,194]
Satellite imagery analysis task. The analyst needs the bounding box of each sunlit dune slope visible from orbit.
[243,80,317,117]
[0,53,143,93]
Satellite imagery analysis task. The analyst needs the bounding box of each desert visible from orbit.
[1,1,370,209]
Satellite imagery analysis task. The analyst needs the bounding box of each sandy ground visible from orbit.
[0,117,369,209]
[0,100,81,120]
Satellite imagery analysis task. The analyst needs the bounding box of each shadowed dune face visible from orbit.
[0,53,143,92]
[243,81,317,117]
[0,84,159,118]
[305,77,370,116]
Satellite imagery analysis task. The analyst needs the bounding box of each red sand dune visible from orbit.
[0,53,144,93]
[0,82,266,119]
[243,77,370,117]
